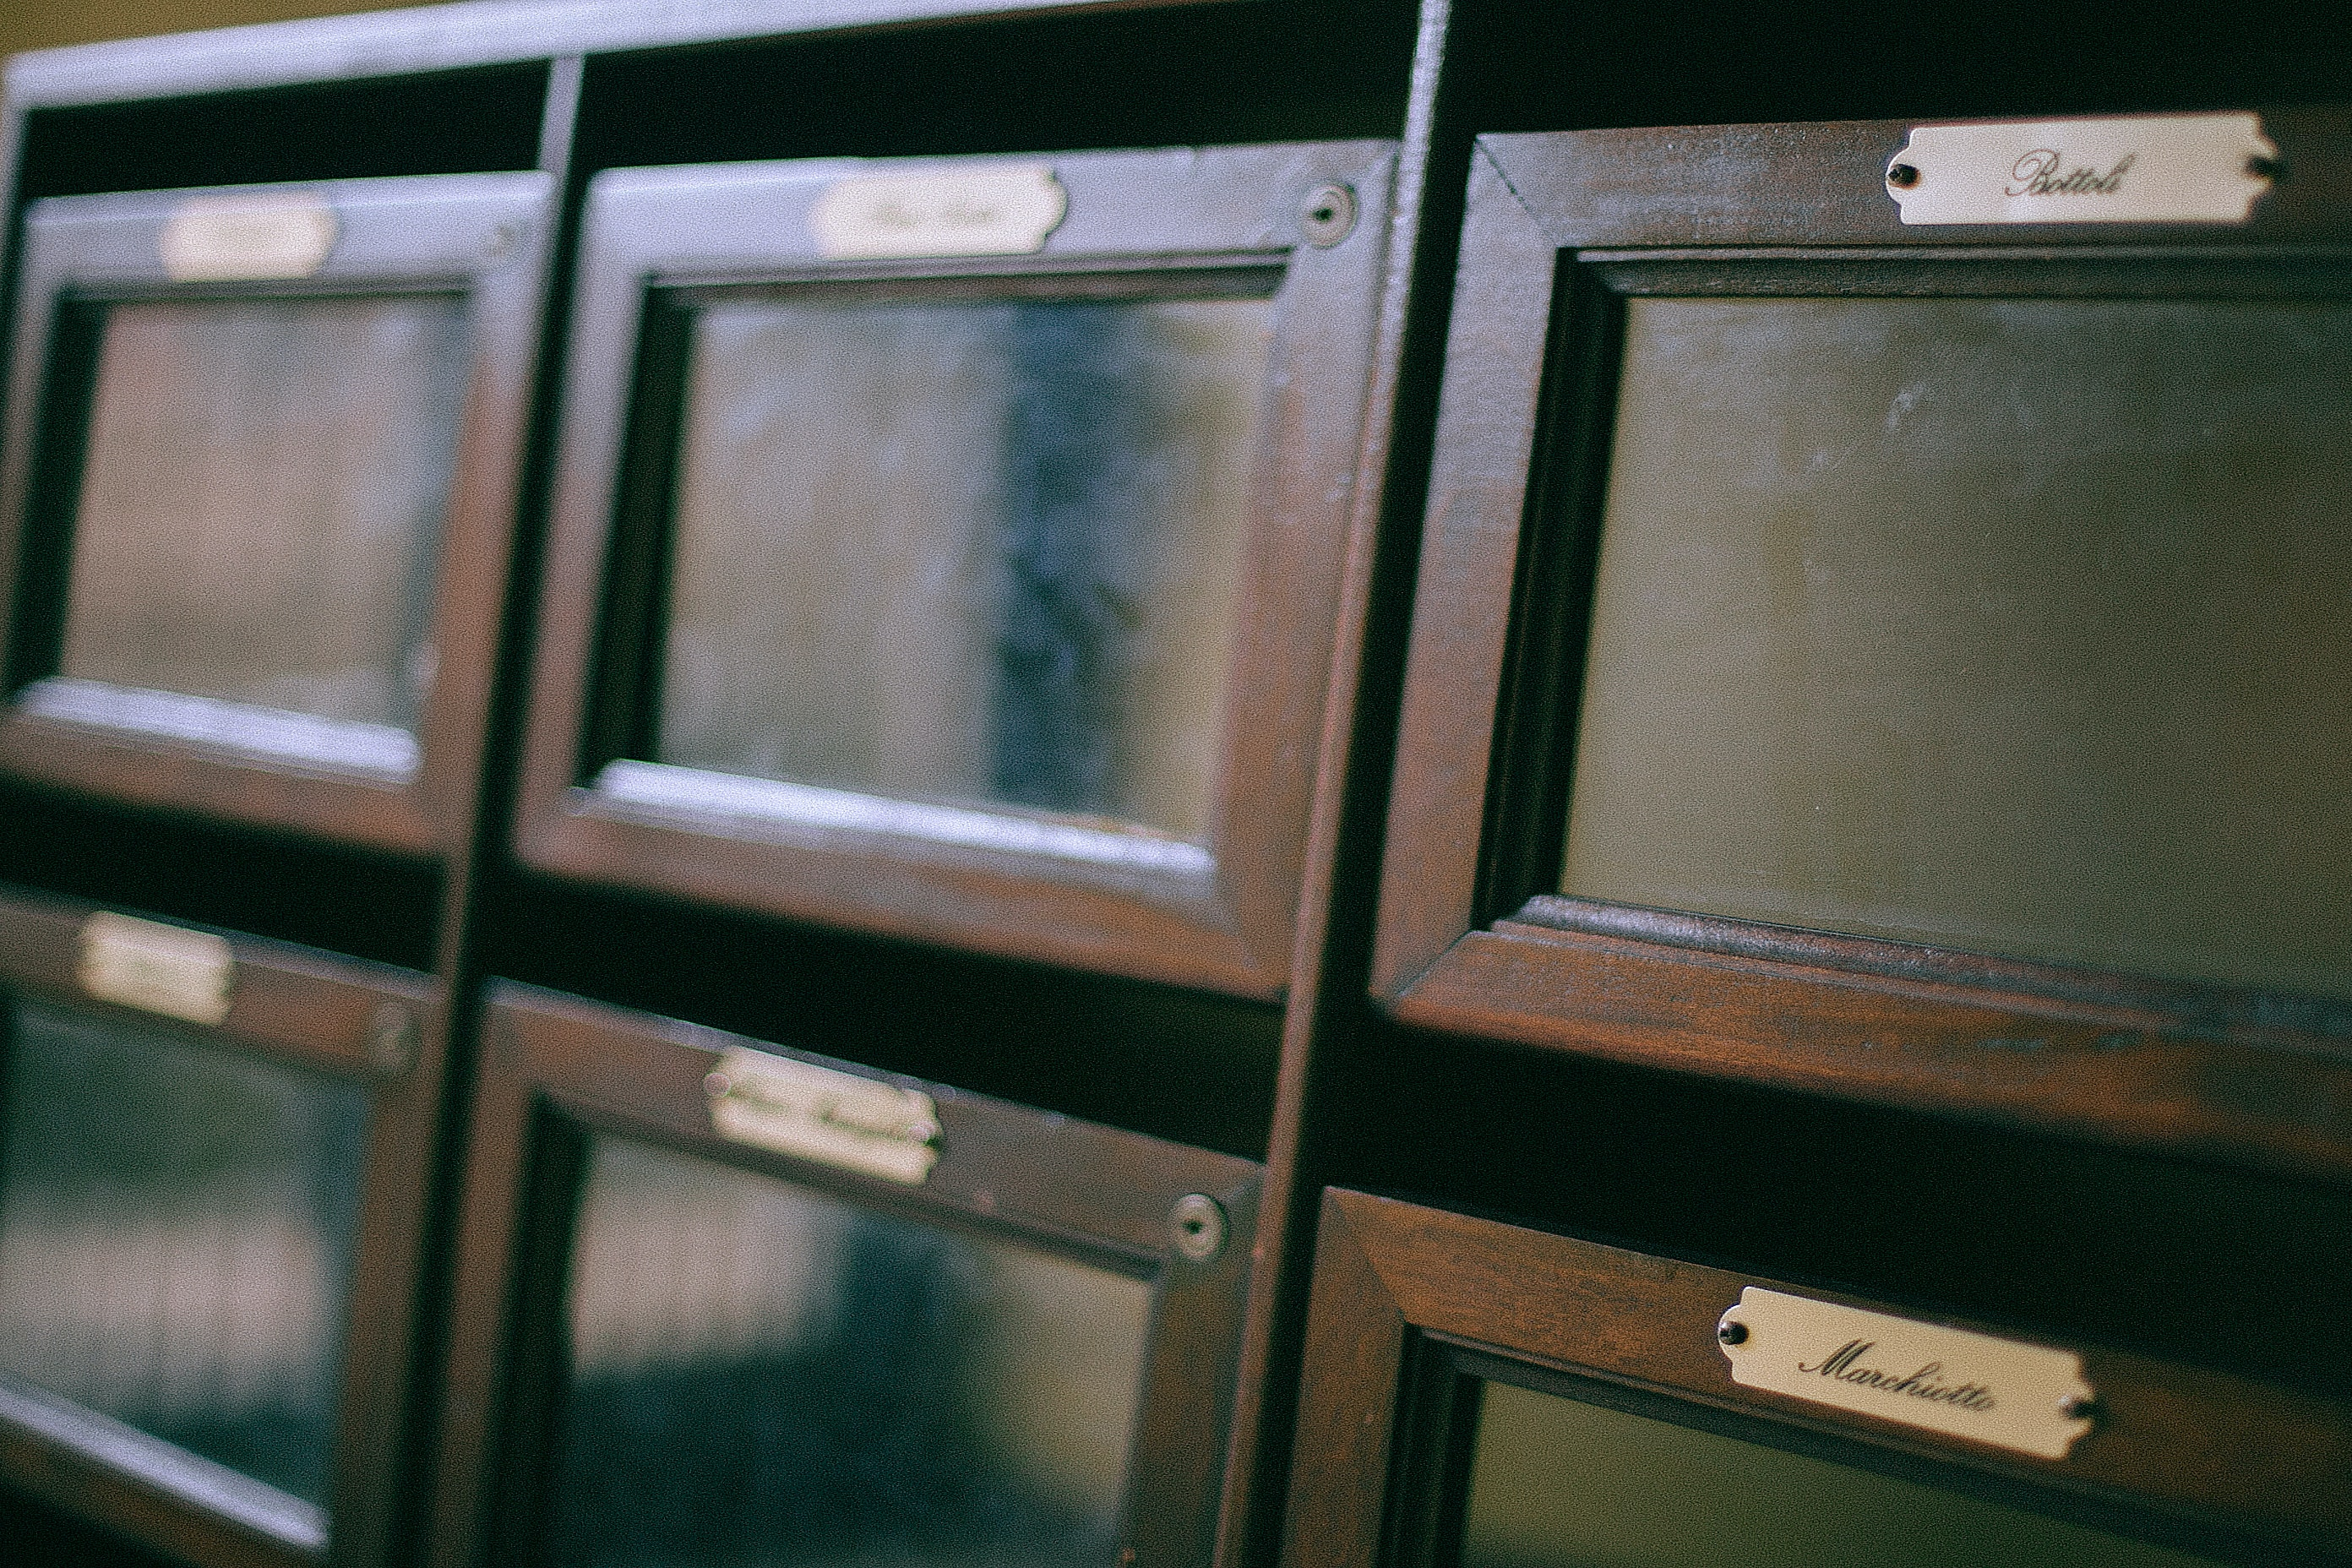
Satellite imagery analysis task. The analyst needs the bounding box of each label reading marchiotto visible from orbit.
[1718,1287,2096,1459]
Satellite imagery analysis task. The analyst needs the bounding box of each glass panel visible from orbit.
[0,997,371,1506]
[656,292,1270,841]
[1462,1380,2220,1568]
[1563,297,2352,998]
[547,1135,1153,1568]
[60,294,471,732]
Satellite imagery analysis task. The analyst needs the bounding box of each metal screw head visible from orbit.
[1298,182,1358,248]
[365,1002,418,1076]
[1168,1194,1228,1263]
[2058,1392,2103,1424]
[1886,162,1923,190]
[1717,1315,1749,1347]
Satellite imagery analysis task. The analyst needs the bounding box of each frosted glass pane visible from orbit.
[1563,297,2352,998]
[61,294,469,731]
[0,998,370,1505]
[657,293,1268,840]
[1462,1381,2219,1568]
[547,1135,1152,1567]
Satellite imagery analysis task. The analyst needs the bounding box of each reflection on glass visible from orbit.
[656,292,1269,841]
[1462,1380,2219,1568]
[547,1135,1152,1567]
[1564,298,2352,998]
[60,294,470,733]
[0,998,370,1506]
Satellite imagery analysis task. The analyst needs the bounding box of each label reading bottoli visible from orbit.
[1887,112,2275,225]
[1718,1287,2097,1459]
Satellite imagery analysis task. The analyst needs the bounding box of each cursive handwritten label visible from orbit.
[1887,113,2273,225]
[2005,149,2135,198]
[704,1043,941,1184]
[808,165,1066,259]
[1718,1288,2096,1459]
[1796,1339,1996,1413]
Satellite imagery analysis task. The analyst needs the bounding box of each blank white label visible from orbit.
[1888,113,2275,225]
[808,165,1067,259]
[78,912,234,1026]
[159,192,338,281]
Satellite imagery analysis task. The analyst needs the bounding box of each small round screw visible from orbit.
[1717,1318,1749,1347]
[1168,1193,1228,1263]
[365,1002,418,1077]
[1886,162,1923,190]
[703,1070,734,1098]
[2059,1393,2103,1424]
[1299,182,1358,248]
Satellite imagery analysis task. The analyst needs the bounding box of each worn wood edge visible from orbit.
[1335,1190,2352,1549]
[0,1392,313,1568]
[1275,1190,1409,1568]
[1364,139,1552,1004]
[1221,12,1445,1565]
[1395,925,2352,1185]
[1514,894,2352,1045]
[2,0,1239,109]
[517,784,1279,999]
[1126,1173,1261,1568]
[0,713,444,860]
[417,991,542,1568]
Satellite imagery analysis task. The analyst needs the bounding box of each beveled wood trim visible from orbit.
[1396,917,2352,1183]
[0,884,444,1568]
[514,142,1396,999]
[1371,121,2352,1182]
[0,1395,304,1568]
[427,981,1261,1568]
[0,172,552,858]
[1367,139,1549,1003]
[1282,1190,2352,1566]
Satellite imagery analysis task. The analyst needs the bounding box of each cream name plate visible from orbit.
[160,191,339,280]
[1718,1287,2096,1460]
[704,1044,941,1184]
[808,165,1067,259]
[79,912,234,1026]
[1887,112,2275,225]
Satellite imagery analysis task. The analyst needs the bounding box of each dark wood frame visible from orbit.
[0,885,444,1568]
[0,172,551,857]
[1282,1189,2352,1567]
[1372,112,2352,1181]
[514,142,1396,998]
[426,982,1263,1568]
